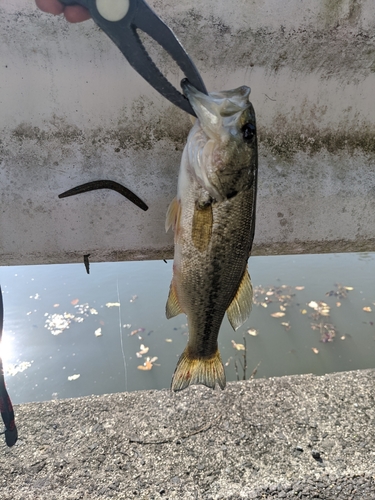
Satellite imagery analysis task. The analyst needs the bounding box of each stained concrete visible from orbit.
[1,1,375,265]
[2,369,375,499]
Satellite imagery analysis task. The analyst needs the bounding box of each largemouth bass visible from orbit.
[166,79,257,391]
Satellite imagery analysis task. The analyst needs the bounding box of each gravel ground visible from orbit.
[1,370,375,499]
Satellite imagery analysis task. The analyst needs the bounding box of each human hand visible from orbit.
[35,0,91,23]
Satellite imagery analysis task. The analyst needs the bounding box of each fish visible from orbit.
[165,79,258,391]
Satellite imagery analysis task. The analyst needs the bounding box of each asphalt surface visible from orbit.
[1,369,375,499]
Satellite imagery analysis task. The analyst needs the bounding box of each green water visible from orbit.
[1,252,374,404]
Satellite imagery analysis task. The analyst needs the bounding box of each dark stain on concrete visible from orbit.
[259,123,375,162]
[3,5,375,80]
[9,117,375,164]
[10,102,190,154]
[164,9,375,79]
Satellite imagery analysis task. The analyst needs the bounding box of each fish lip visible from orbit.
[181,78,193,97]
[181,78,210,109]
[180,78,220,131]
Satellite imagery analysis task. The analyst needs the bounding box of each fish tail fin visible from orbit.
[171,347,226,392]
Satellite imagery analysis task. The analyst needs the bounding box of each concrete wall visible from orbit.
[1,0,375,265]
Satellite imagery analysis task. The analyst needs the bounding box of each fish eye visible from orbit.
[241,123,256,143]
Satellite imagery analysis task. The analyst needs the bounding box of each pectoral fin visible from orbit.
[192,204,213,252]
[227,268,253,331]
[166,282,184,319]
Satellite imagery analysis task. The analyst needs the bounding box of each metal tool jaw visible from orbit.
[59,0,208,115]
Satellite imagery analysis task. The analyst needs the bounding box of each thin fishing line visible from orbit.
[116,277,128,392]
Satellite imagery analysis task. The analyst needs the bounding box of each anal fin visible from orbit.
[171,347,226,391]
[166,282,184,319]
[227,267,253,331]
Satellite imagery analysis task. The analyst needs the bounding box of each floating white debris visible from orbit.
[45,313,74,335]
[231,340,245,350]
[165,338,173,343]
[137,357,158,371]
[94,328,102,337]
[90,308,98,315]
[68,374,80,381]
[308,301,330,316]
[74,303,90,315]
[281,322,291,331]
[136,344,149,356]
[106,302,120,308]
[247,329,258,337]
[5,361,32,376]
[271,312,285,318]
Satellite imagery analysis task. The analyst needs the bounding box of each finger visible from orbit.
[64,5,91,22]
[35,0,64,15]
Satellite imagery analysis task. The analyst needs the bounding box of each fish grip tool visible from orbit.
[0,287,17,447]
[59,0,207,115]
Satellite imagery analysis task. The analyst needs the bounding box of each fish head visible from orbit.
[182,79,257,201]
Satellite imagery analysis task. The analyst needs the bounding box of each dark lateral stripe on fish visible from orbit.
[58,180,148,211]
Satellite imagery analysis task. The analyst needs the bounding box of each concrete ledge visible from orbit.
[2,369,375,499]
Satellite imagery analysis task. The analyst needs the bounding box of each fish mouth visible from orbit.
[181,78,221,131]
[181,79,251,136]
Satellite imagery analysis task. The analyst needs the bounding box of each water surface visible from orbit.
[1,252,374,404]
